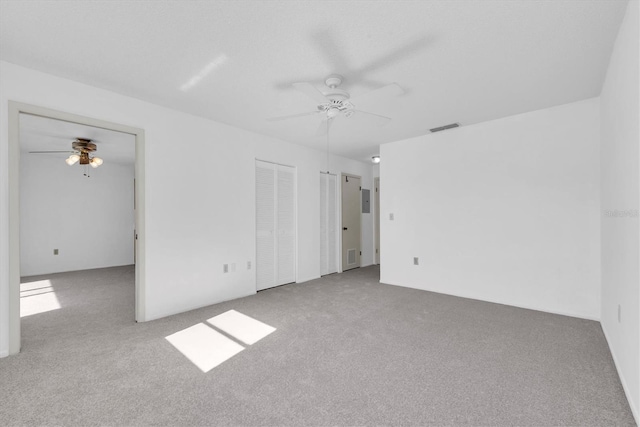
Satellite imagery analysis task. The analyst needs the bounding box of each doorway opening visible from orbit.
[7,102,146,355]
[374,177,380,265]
[341,173,361,272]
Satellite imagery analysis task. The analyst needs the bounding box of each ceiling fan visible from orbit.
[268,74,404,135]
[29,138,104,176]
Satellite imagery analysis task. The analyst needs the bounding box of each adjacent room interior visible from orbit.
[18,114,136,344]
[0,1,638,425]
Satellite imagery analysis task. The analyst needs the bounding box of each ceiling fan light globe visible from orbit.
[65,154,80,165]
[327,108,339,118]
[90,157,103,168]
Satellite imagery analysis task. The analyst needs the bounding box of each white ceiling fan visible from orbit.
[268,74,404,135]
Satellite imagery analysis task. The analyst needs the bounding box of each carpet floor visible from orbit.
[0,265,635,426]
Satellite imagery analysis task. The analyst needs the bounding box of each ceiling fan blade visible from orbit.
[292,82,329,104]
[353,36,429,77]
[350,83,404,107]
[267,110,321,121]
[316,117,334,136]
[353,110,392,127]
[28,150,75,154]
[311,30,352,77]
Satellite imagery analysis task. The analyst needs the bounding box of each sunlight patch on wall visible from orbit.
[179,54,229,91]
[165,323,244,373]
[20,279,61,317]
[207,309,276,345]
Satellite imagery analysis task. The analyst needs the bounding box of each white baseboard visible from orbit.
[0,350,8,358]
[379,279,600,321]
[601,323,639,425]
[144,290,257,322]
[297,276,320,284]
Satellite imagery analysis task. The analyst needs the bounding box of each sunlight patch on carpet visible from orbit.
[207,309,276,345]
[20,280,61,317]
[165,323,244,373]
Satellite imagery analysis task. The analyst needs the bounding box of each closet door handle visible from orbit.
[343,227,348,230]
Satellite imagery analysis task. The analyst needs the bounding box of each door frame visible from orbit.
[374,177,380,265]
[7,101,146,355]
[340,172,362,272]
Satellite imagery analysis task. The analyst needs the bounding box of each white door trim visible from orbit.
[7,101,147,355]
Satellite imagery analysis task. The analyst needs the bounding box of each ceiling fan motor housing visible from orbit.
[71,139,97,165]
[72,138,97,153]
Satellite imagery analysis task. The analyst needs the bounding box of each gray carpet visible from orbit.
[0,265,635,426]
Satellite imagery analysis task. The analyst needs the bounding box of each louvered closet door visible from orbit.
[256,160,296,291]
[320,173,338,276]
[276,165,296,285]
[256,161,276,291]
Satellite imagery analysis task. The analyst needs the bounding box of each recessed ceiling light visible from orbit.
[371,156,381,164]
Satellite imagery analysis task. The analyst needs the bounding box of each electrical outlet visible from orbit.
[618,304,621,323]
[53,249,59,255]
[414,257,419,265]
[247,261,251,270]
[223,264,229,273]
[389,213,394,220]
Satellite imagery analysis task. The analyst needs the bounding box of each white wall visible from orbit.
[600,0,639,420]
[380,98,601,320]
[0,61,373,356]
[19,154,135,276]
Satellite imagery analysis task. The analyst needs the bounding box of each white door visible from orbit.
[276,165,296,285]
[320,172,338,276]
[256,160,296,291]
[341,174,361,271]
[256,161,276,290]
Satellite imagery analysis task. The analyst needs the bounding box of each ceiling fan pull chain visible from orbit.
[326,119,330,174]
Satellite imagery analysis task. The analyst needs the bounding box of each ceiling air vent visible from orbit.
[430,123,460,133]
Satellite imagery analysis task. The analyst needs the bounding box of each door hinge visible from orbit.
[360,251,362,255]
[376,249,378,253]
[359,186,362,191]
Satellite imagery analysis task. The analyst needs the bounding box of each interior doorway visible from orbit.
[341,173,361,271]
[374,177,380,265]
[7,101,146,355]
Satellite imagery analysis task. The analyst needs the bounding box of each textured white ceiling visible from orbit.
[0,0,628,161]
[20,114,135,165]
